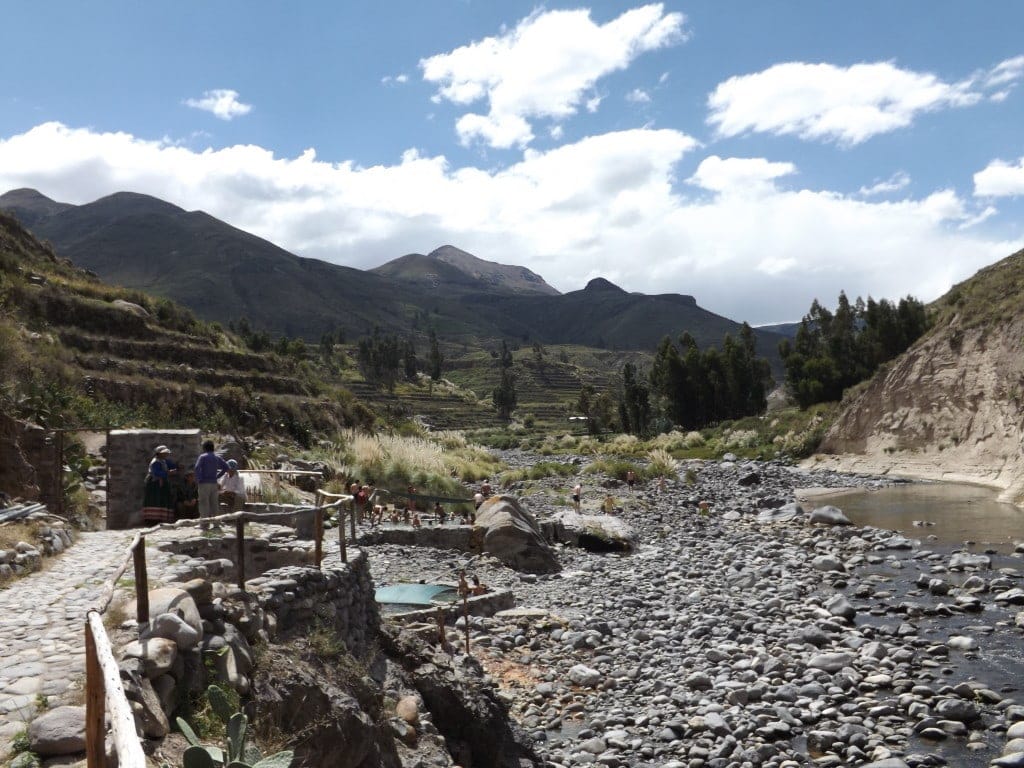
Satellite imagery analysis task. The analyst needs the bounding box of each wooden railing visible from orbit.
[84,497,350,768]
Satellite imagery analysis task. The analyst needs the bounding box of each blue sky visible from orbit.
[2,1,1023,324]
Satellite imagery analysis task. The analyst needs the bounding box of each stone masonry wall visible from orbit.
[247,548,379,657]
[357,525,475,551]
[156,532,313,581]
[107,429,201,529]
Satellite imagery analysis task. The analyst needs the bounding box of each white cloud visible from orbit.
[708,57,1024,145]
[183,89,252,121]
[975,157,1024,196]
[984,55,1024,88]
[626,88,651,104]
[420,4,686,148]
[688,156,796,195]
[859,171,911,196]
[0,121,1012,325]
[381,74,409,86]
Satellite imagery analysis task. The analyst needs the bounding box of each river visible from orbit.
[800,480,1024,765]
[800,481,1024,553]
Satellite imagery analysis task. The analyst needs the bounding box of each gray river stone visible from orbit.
[809,505,852,526]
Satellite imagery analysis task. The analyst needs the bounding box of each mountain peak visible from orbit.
[584,277,626,293]
[0,188,74,226]
[377,244,560,295]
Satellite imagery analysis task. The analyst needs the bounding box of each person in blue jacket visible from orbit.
[194,440,230,523]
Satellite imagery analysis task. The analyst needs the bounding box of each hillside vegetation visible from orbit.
[0,211,371,441]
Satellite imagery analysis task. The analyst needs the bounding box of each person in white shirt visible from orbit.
[218,459,246,513]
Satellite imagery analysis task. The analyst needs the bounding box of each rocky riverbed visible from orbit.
[367,455,1024,768]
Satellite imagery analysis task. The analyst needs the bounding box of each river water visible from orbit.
[800,481,1024,765]
[803,481,1024,553]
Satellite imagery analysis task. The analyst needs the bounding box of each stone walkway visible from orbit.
[0,529,184,751]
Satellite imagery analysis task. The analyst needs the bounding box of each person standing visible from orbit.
[571,483,582,513]
[625,469,636,494]
[143,446,173,511]
[219,459,246,512]
[194,440,230,524]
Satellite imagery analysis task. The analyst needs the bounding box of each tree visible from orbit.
[499,340,514,370]
[427,328,444,380]
[492,339,518,420]
[620,362,651,436]
[648,327,771,430]
[780,291,929,408]
[356,327,402,391]
[493,368,517,421]
[532,341,545,363]
[403,338,417,381]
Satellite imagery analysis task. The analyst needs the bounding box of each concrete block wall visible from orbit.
[107,429,201,529]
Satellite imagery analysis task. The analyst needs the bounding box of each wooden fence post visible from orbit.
[349,497,356,541]
[236,518,246,590]
[338,505,347,564]
[56,430,64,518]
[85,612,146,768]
[132,539,148,627]
[314,507,323,569]
[85,620,105,768]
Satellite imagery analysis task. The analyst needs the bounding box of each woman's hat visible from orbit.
[227,459,238,469]
[154,445,171,455]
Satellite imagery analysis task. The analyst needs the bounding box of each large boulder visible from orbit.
[28,706,86,756]
[473,496,560,573]
[135,588,202,637]
[550,510,638,552]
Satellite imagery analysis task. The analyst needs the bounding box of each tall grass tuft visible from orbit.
[647,448,678,479]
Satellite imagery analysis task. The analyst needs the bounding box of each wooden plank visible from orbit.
[132,538,149,626]
[86,612,146,768]
[236,519,246,590]
[338,505,347,564]
[84,620,105,768]
[314,508,323,569]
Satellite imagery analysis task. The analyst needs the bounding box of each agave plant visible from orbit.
[177,686,293,768]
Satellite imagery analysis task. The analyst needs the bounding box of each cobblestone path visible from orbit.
[0,529,180,750]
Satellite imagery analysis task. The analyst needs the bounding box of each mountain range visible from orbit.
[0,188,787,370]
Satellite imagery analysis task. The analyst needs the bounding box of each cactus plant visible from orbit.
[206,683,236,726]
[177,686,292,768]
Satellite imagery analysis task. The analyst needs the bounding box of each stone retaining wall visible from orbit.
[156,531,313,581]
[244,503,320,539]
[107,429,201,529]
[0,414,59,506]
[357,525,475,551]
[387,588,514,625]
[247,548,379,656]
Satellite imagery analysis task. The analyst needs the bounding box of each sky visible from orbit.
[2,2,1024,325]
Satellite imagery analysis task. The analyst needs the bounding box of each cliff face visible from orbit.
[812,298,1024,504]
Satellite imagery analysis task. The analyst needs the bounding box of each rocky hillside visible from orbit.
[813,246,1024,503]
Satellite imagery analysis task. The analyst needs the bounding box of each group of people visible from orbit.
[143,441,246,523]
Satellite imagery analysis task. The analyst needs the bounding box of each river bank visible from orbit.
[368,454,1024,767]
[803,452,1024,508]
